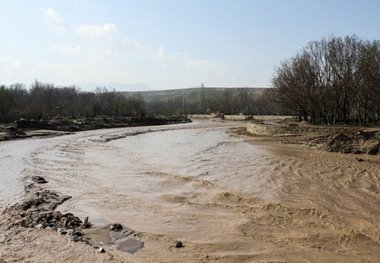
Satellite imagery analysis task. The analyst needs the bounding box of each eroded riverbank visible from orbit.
[1,120,380,262]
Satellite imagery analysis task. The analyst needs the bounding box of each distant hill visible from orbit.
[122,87,275,115]
[125,87,268,103]
[80,82,153,92]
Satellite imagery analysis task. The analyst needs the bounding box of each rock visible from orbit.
[61,217,68,228]
[16,190,81,231]
[98,247,105,253]
[61,213,83,228]
[24,183,36,193]
[57,228,68,235]
[5,188,92,246]
[82,216,91,229]
[22,210,64,229]
[356,157,364,162]
[211,112,224,119]
[20,197,43,210]
[31,176,48,184]
[108,223,123,231]
[366,141,380,155]
[65,229,74,236]
[74,230,84,236]
[71,235,80,242]
[175,241,184,248]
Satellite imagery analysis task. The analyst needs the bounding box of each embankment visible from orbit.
[247,122,380,155]
[247,122,343,136]
[0,116,190,141]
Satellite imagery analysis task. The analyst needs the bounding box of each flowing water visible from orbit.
[1,120,380,262]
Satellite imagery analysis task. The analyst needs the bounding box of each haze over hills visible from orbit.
[120,86,273,115]
[126,87,268,103]
[79,82,153,92]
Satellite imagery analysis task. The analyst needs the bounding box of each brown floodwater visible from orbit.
[1,119,380,262]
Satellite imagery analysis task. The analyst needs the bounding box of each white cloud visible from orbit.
[52,25,67,34]
[1,20,254,89]
[74,23,117,39]
[122,37,223,70]
[40,8,62,23]
[156,46,169,66]
[122,38,145,52]
[53,45,81,55]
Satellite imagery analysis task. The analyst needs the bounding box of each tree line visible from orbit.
[0,81,278,124]
[144,87,276,116]
[0,81,146,123]
[272,35,380,124]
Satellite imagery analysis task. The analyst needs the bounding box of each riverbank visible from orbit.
[246,122,380,155]
[0,116,190,142]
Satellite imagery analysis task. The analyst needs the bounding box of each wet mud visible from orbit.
[1,120,380,262]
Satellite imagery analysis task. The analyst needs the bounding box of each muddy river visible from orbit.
[1,120,380,262]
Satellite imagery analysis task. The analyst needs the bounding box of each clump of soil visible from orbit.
[1,178,144,261]
[309,129,380,155]
[3,184,91,243]
[0,126,26,141]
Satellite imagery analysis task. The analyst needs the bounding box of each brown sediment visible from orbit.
[1,120,380,262]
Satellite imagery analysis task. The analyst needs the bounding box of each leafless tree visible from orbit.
[273,35,380,124]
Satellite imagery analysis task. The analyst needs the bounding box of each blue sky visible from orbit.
[0,0,379,90]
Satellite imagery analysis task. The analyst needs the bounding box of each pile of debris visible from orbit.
[13,116,191,132]
[1,175,151,258]
[3,181,91,243]
[0,126,27,141]
[309,129,380,155]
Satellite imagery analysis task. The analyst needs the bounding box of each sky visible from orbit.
[0,0,379,90]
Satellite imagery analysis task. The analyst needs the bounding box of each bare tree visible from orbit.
[273,35,380,125]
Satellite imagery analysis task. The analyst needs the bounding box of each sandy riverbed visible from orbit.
[1,120,380,262]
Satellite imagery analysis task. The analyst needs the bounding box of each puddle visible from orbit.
[91,218,111,226]
[84,224,144,254]
[115,238,144,254]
